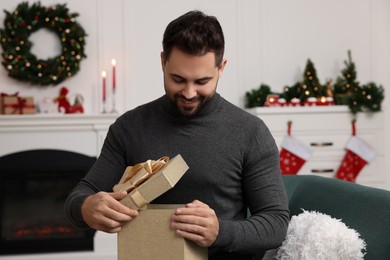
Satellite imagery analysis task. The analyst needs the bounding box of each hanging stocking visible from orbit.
[336,119,376,182]
[280,121,313,175]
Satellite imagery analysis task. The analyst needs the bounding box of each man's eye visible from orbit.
[172,77,184,83]
[196,80,209,85]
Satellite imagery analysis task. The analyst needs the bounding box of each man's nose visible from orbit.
[182,84,197,99]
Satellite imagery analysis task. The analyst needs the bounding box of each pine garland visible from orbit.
[245,51,384,114]
[245,84,273,107]
[0,2,87,86]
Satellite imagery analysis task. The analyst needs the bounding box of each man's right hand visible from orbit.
[81,191,138,233]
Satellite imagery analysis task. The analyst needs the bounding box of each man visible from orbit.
[65,10,289,259]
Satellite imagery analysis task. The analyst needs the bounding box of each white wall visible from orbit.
[1,0,388,112]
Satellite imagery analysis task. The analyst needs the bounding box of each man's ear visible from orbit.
[160,52,165,70]
[218,58,227,77]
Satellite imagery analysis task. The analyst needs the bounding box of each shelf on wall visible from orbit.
[0,114,119,129]
[246,105,350,115]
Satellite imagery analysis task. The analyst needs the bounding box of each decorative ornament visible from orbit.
[336,119,376,182]
[301,59,324,101]
[38,97,57,113]
[0,91,35,114]
[264,94,280,107]
[54,86,71,113]
[70,93,84,113]
[325,78,334,97]
[0,2,87,86]
[279,121,313,175]
[53,86,84,113]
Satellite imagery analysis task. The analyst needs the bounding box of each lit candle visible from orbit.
[102,70,107,102]
[111,59,116,91]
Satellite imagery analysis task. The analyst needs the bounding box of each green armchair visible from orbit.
[281,175,390,260]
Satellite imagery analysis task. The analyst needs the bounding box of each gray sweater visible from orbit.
[65,93,289,259]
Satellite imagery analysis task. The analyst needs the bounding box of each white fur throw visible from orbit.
[268,210,366,260]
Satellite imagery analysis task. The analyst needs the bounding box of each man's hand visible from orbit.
[81,191,138,233]
[171,200,219,247]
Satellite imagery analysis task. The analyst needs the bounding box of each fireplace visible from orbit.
[0,149,96,255]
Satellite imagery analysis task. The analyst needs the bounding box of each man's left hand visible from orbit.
[171,200,219,247]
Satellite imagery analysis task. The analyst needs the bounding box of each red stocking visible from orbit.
[279,121,313,175]
[336,120,376,182]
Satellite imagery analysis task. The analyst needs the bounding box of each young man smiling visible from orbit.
[162,48,226,118]
[65,10,289,260]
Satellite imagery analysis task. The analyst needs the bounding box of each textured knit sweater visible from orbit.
[65,93,289,259]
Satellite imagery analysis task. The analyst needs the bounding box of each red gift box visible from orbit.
[0,93,35,115]
[264,94,280,107]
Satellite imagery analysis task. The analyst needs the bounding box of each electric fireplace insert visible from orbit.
[0,149,96,255]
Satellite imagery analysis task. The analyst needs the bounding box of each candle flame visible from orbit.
[102,71,106,77]
[111,59,116,66]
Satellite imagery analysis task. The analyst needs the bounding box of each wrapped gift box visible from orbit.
[118,204,208,260]
[113,154,189,210]
[0,96,35,114]
[114,155,207,259]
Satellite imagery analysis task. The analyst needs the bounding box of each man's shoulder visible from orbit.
[220,97,262,124]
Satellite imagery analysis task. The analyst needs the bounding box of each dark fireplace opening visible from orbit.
[0,149,96,255]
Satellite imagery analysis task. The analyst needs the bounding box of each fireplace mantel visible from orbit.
[0,114,118,157]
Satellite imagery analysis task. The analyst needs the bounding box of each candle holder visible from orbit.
[102,100,107,113]
[101,70,107,114]
[111,89,118,114]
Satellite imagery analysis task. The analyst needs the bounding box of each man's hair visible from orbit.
[162,10,225,67]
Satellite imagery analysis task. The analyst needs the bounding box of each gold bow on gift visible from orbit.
[113,156,169,194]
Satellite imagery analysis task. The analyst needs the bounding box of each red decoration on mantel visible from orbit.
[54,87,72,113]
[0,92,35,114]
[70,94,84,114]
[53,87,85,114]
[265,94,335,107]
[264,94,280,107]
[302,97,335,106]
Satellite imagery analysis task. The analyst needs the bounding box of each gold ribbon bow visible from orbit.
[113,156,169,194]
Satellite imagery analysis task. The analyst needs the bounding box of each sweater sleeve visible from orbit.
[211,120,289,255]
[64,119,128,229]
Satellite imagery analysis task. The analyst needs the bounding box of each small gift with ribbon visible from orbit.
[113,154,189,210]
[0,92,35,115]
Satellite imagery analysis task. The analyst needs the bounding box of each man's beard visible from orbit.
[172,94,206,118]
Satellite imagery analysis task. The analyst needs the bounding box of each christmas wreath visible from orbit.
[0,2,87,86]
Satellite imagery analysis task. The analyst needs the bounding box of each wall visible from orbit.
[0,1,389,182]
[0,0,388,110]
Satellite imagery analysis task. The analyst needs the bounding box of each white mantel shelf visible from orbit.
[246,105,351,115]
[0,114,118,157]
[0,113,118,129]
